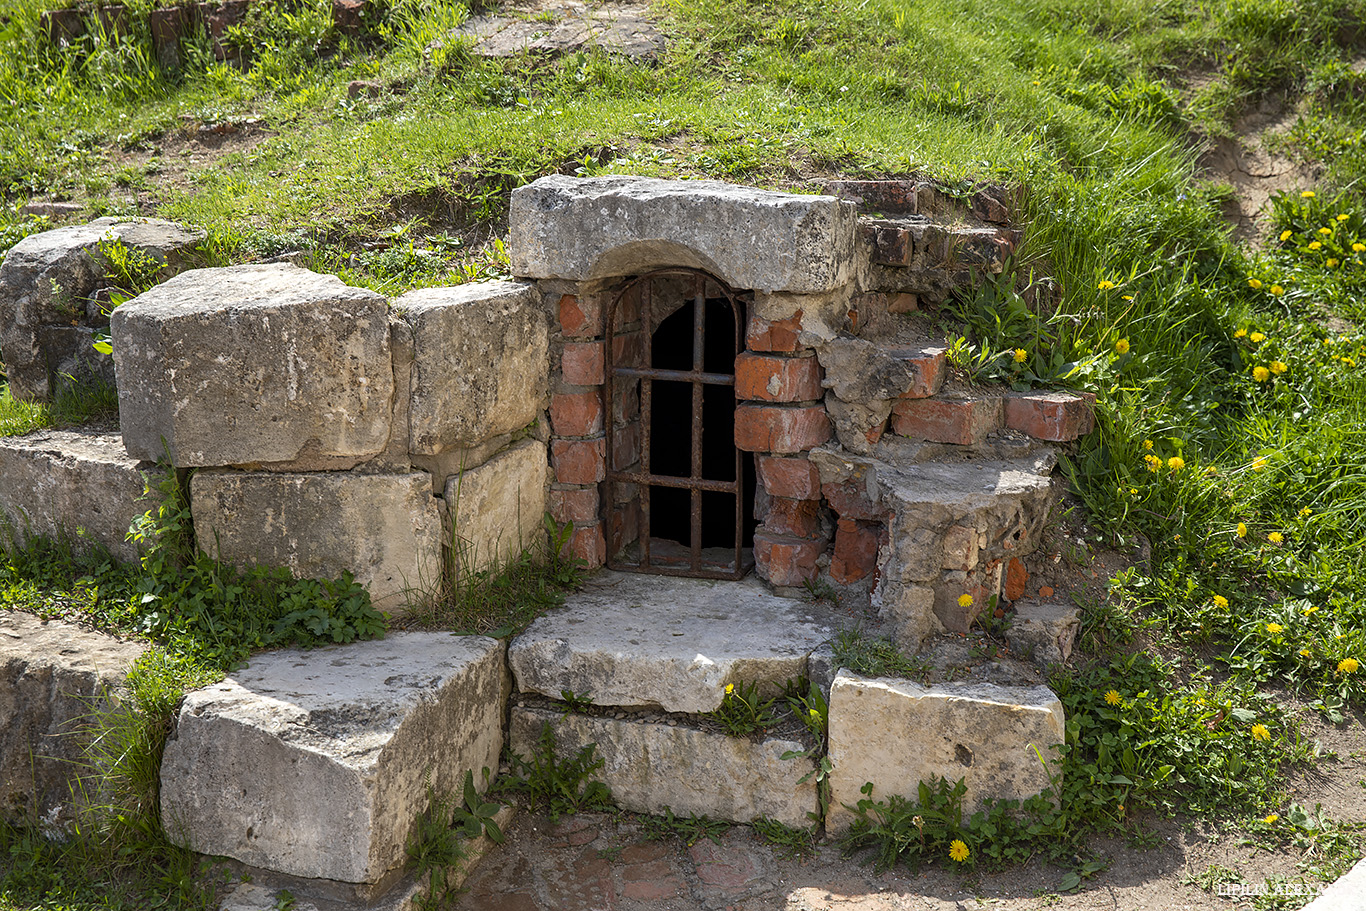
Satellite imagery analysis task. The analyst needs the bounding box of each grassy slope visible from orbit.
[2,0,1366,904]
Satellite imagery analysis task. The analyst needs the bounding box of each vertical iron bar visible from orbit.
[640,279,652,569]
[733,294,744,574]
[603,287,615,560]
[689,275,705,571]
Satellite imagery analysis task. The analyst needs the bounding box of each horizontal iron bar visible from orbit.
[610,366,735,386]
[609,471,739,493]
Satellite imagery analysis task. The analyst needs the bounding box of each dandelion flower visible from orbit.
[1328,258,1340,268]
[1122,294,1133,301]
[1266,623,1284,634]
[1115,338,1130,354]
[1337,214,1350,222]
[1237,522,1248,538]
[1280,230,1294,242]
[1168,456,1185,471]
[1309,242,1323,251]
[1264,813,1279,824]
[1319,227,1333,236]
[725,683,734,695]
[1354,243,1365,253]
[1299,648,1312,658]
[1105,690,1122,705]
[1270,285,1284,295]
[1013,348,1027,363]
[1235,328,1248,338]
[949,839,970,862]
[1250,332,1266,343]
[1253,366,1271,382]
[1300,507,1313,517]
[1098,280,1116,290]
[1270,361,1287,375]
[1251,723,1271,741]
[1248,278,1263,289]
[1302,190,1316,198]
[1339,658,1360,674]
[1302,605,1318,615]
[1142,439,1153,449]
[958,594,974,608]
[1212,595,1229,608]
[1145,454,1161,472]
[1252,458,1268,471]
[1269,532,1284,544]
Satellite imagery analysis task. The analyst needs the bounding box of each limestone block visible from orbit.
[0,612,146,824]
[511,706,818,828]
[160,634,508,884]
[446,439,548,573]
[509,176,858,294]
[0,217,204,401]
[395,281,549,453]
[1007,602,1081,665]
[190,471,441,612]
[111,264,393,468]
[0,430,161,563]
[827,671,1064,834]
[817,338,946,402]
[508,571,832,713]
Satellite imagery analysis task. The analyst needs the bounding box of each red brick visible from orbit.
[746,310,804,353]
[895,349,948,399]
[612,420,641,470]
[757,456,821,500]
[821,480,885,521]
[754,532,827,586]
[1005,556,1028,601]
[550,391,604,437]
[559,293,602,337]
[734,404,831,454]
[831,518,880,584]
[890,395,1003,445]
[562,340,605,385]
[735,352,823,402]
[549,487,599,525]
[762,496,822,538]
[1003,391,1096,442]
[561,522,606,566]
[552,437,606,485]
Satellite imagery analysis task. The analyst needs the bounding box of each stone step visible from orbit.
[510,703,818,828]
[812,446,1059,643]
[160,633,509,887]
[507,571,836,714]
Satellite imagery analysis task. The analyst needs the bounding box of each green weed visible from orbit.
[494,723,613,821]
[640,807,730,847]
[831,628,928,681]
[707,680,780,737]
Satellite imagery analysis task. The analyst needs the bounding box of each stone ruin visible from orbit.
[0,175,1091,905]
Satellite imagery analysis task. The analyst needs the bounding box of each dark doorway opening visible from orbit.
[603,269,757,579]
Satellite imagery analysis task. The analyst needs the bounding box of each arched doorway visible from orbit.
[603,269,757,579]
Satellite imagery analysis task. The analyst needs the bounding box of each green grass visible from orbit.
[2,0,1366,900]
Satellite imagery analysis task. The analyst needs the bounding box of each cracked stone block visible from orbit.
[0,613,146,825]
[508,571,832,713]
[112,264,393,468]
[395,280,549,453]
[446,439,548,575]
[510,175,858,294]
[827,670,1064,834]
[190,471,442,612]
[0,217,204,401]
[510,705,817,828]
[1007,602,1081,665]
[160,634,508,884]
[0,430,161,563]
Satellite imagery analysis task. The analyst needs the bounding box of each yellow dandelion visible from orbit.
[1212,595,1229,608]
[1319,227,1333,236]
[725,683,734,695]
[1300,507,1313,517]
[1235,328,1248,338]
[1168,456,1185,471]
[1328,259,1340,268]
[1264,813,1279,824]
[1250,332,1266,343]
[1098,280,1116,291]
[1105,690,1122,705]
[1013,348,1027,363]
[1345,358,1357,367]
[1115,338,1130,354]
[1302,605,1318,615]
[1122,294,1134,301]
[949,839,970,862]
[1269,361,1287,375]
[1309,241,1323,251]
[957,593,974,608]
[1280,230,1294,242]
[1299,648,1312,658]
[1251,723,1271,741]
[1338,657,1360,674]
[1302,190,1316,198]
[1337,214,1350,222]
[1248,278,1263,289]
[1142,439,1153,449]
[1266,623,1284,634]
[1353,243,1365,253]
[1252,457,1268,471]
[1253,366,1271,382]
[1270,285,1284,295]
[1145,454,1161,472]
[1269,532,1284,544]
[1237,522,1248,538]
